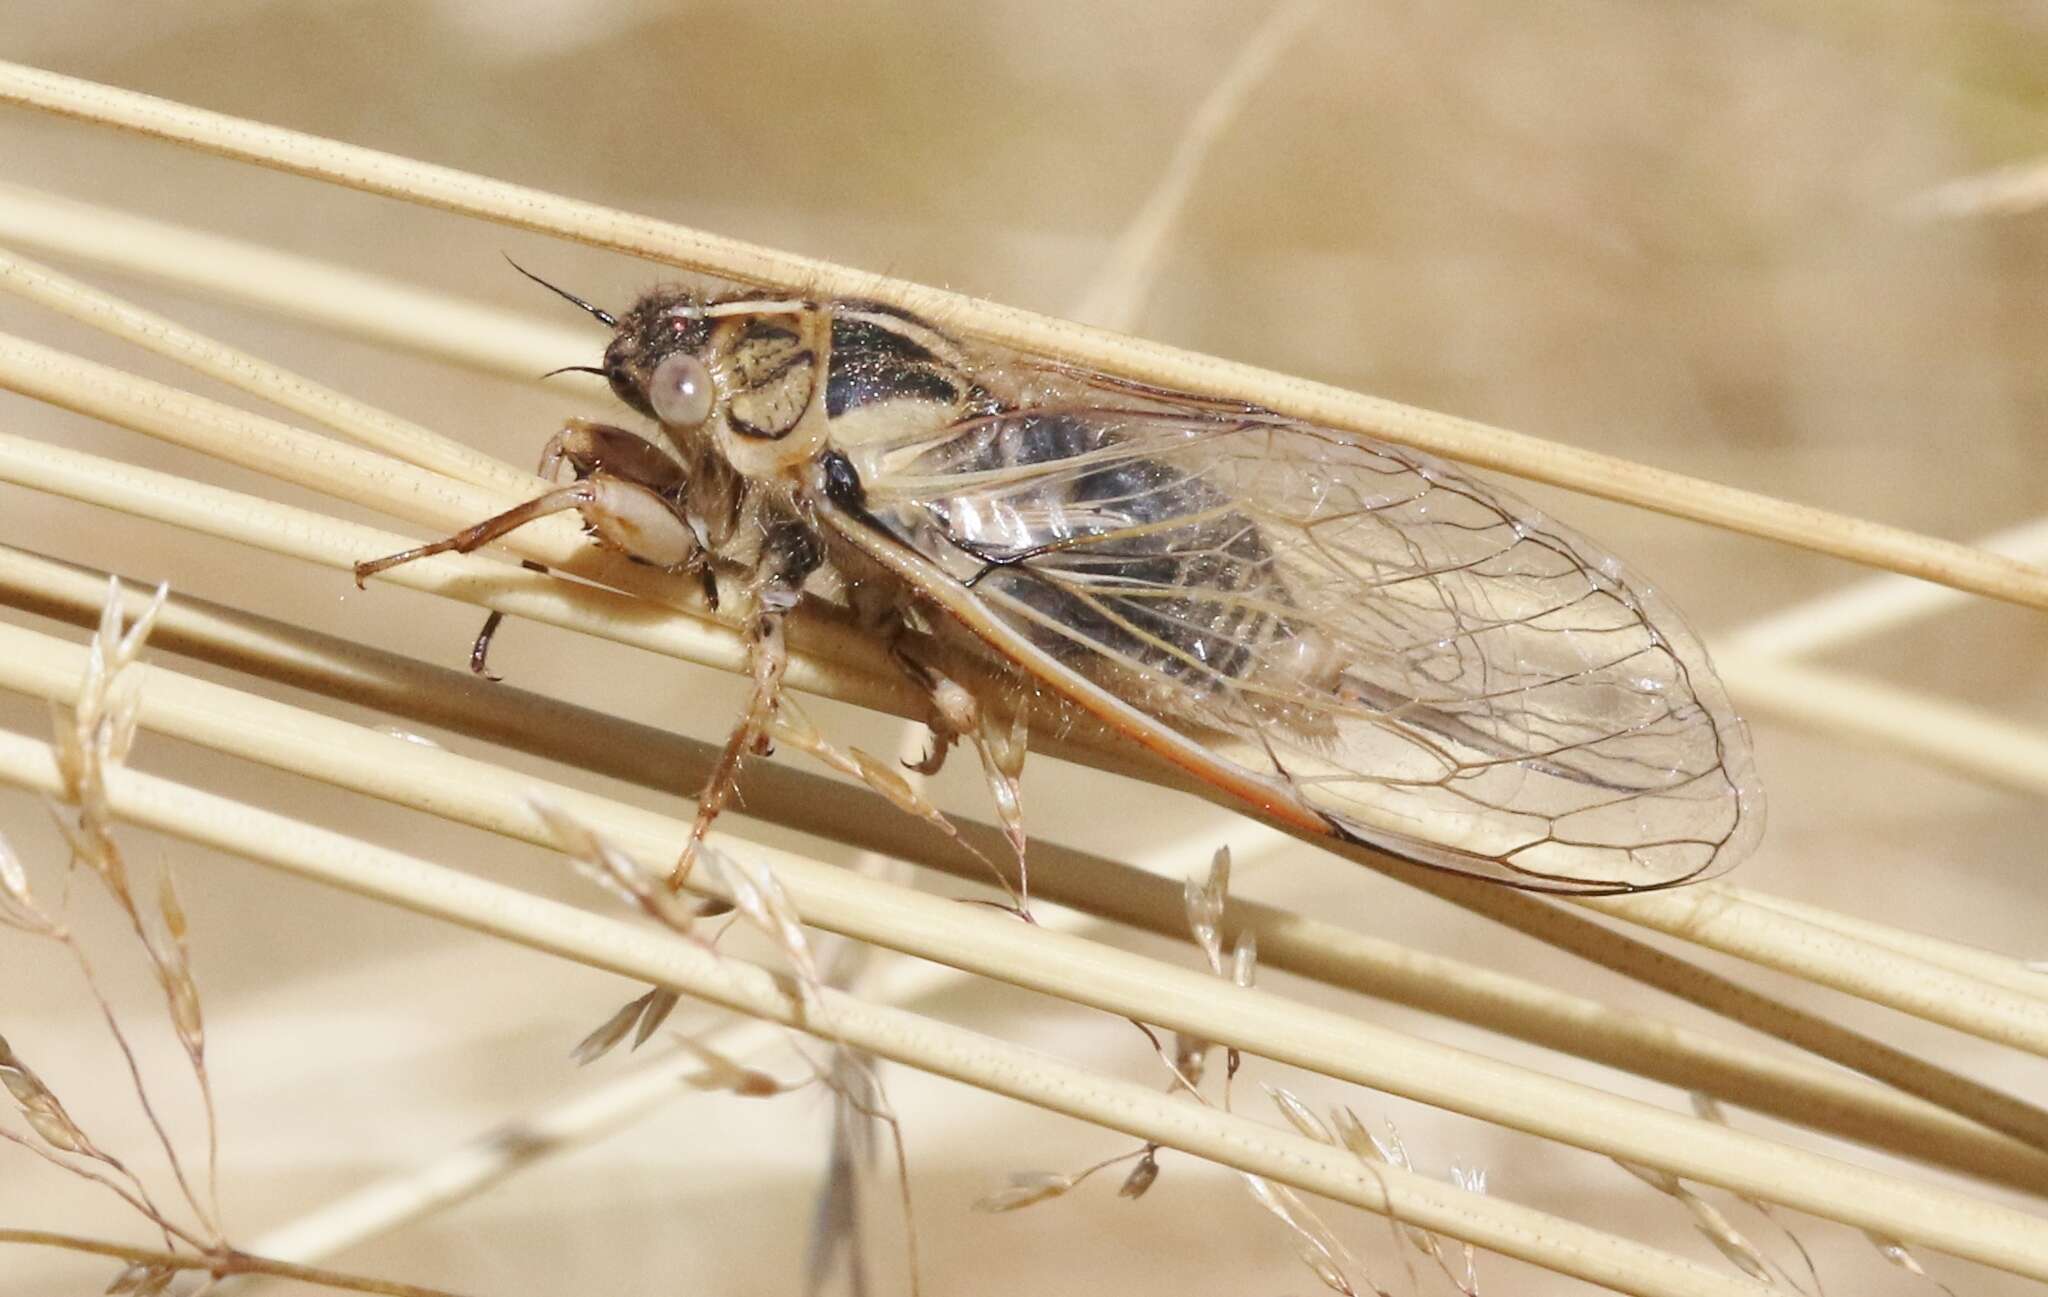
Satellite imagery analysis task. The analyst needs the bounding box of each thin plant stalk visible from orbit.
[0,730,1927,1297]
[7,392,2044,1069]
[0,180,602,386]
[1727,515,2048,658]
[1722,651,2048,799]
[1,625,2045,1274]
[2,59,2045,609]
[9,391,2048,1121]
[0,1228,474,1297]
[6,547,2043,1195]
[16,221,2048,815]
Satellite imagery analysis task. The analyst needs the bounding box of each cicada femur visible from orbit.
[358,269,1763,896]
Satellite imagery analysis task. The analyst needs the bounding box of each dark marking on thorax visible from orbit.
[826,315,968,418]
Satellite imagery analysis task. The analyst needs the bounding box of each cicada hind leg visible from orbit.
[890,638,1035,915]
[352,418,717,678]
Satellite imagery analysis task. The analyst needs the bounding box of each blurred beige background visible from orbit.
[2,3,2046,1294]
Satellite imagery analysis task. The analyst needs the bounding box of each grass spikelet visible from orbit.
[0,586,484,1295]
[1613,1158,1796,1290]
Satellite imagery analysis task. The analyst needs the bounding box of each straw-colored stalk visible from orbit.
[0,53,2044,1297]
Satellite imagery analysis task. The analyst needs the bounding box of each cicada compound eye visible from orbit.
[647,352,715,428]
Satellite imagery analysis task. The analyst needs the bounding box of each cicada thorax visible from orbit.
[615,291,993,476]
[701,304,835,477]
[669,298,1352,738]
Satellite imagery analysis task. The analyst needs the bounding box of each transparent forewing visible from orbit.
[857,405,1763,891]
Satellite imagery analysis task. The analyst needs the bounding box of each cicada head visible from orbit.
[601,288,718,430]
[503,261,721,439]
[604,288,834,479]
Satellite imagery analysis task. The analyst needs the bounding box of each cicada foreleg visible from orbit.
[672,521,822,889]
[352,418,715,677]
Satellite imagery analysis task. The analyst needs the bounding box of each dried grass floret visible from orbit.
[1614,1160,1781,1287]
[32,579,219,1240]
[0,834,52,934]
[1116,1147,1160,1200]
[708,849,827,1017]
[0,581,479,1296]
[1324,1107,1484,1297]
[1267,1082,1336,1145]
[529,795,703,934]
[671,1034,792,1098]
[0,1032,95,1156]
[1184,845,1231,976]
[973,1147,1155,1214]
[1865,1231,1957,1297]
[569,987,682,1066]
[1687,1092,1822,1292]
[103,1257,176,1295]
[533,798,920,1293]
[1241,1171,1383,1297]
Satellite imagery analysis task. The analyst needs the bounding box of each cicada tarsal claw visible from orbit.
[885,636,1036,912]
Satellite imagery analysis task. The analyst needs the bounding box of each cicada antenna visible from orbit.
[503,254,618,328]
[539,364,609,380]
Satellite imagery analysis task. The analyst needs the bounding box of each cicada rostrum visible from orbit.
[357,269,1763,896]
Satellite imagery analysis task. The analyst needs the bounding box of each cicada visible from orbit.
[357,270,1763,895]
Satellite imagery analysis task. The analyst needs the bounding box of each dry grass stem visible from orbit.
[0,181,602,386]
[0,246,551,496]
[1571,885,2048,1058]
[3,60,2044,610]
[1724,888,2047,998]
[12,396,2043,1100]
[237,1034,758,1266]
[0,727,1795,1297]
[1067,0,1329,332]
[0,620,2043,1278]
[3,198,2040,1098]
[1727,516,2048,659]
[2,557,2044,1194]
[1721,653,2048,799]
[0,1228,477,1297]
[1907,156,2048,219]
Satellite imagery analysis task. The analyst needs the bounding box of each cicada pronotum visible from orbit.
[358,269,1763,896]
